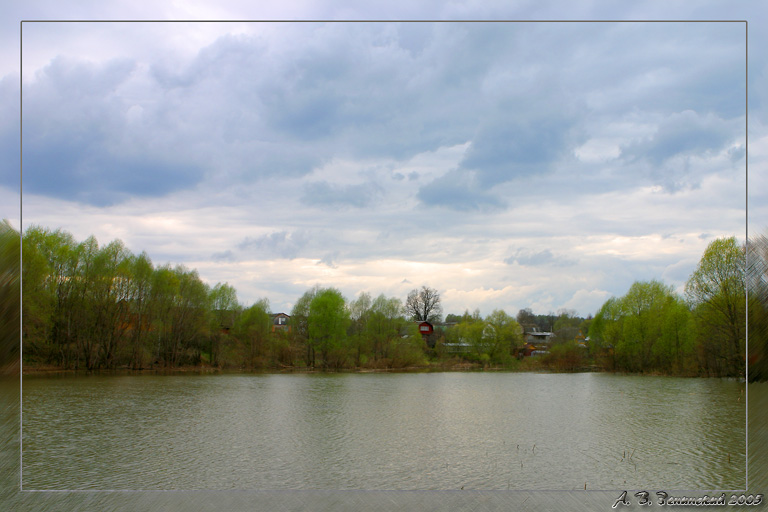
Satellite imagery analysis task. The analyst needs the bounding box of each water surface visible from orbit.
[21,372,746,490]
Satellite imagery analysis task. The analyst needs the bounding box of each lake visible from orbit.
[20,372,746,491]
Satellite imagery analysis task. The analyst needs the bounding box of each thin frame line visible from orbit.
[19,19,23,493]
[19,19,748,23]
[744,19,749,492]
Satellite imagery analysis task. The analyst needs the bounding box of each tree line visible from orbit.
[587,236,757,379]
[3,221,766,380]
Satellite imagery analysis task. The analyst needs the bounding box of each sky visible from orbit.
[1,1,765,319]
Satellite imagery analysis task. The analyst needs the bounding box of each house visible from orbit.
[416,320,434,337]
[524,328,554,346]
[518,328,555,357]
[271,313,291,333]
[405,320,436,347]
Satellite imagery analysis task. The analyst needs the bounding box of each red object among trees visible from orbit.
[417,321,433,335]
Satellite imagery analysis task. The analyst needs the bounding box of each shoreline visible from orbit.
[17,362,715,379]
[18,359,568,376]
[16,362,732,379]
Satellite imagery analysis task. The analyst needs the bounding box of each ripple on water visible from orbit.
[21,373,746,490]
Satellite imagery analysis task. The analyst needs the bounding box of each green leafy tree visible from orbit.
[616,280,674,371]
[70,235,100,370]
[655,294,695,374]
[686,237,746,377]
[484,309,523,363]
[91,239,133,369]
[747,231,768,382]
[150,264,210,367]
[348,292,373,366]
[125,252,154,369]
[22,227,81,367]
[308,288,350,369]
[0,220,19,372]
[233,299,271,369]
[365,294,404,362]
[456,315,488,363]
[291,285,321,367]
[588,297,622,369]
[209,282,240,366]
[552,309,582,345]
[590,281,692,374]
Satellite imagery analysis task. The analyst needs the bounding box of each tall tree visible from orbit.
[589,281,692,374]
[348,292,373,366]
[233,299,271,369]
[0,220,19,371]
[484,309,524,362]
[291,285,321,367]
[685,237,746,377]
[126,252,154,369]
[405,286,442,323]
[308,288,350,369]
[516,308,537,332]
[747,231,768,382]
[209,282,240,366]
[366,294,404,361]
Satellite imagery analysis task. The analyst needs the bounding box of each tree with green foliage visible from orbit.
[617,280,675,371]
[348,292,373,366]
[747,231,768,382]
[209,282,241,367]
[390,322,428,368]
[233,299,271,369]
[589,280,693,374]
[308,288,350,369]
[291,285,321,367]
[0,220,19,372]
[484,309,523,363]
[365,294,404,363]
[125,252,155,369]
[655,294,696,374]
[456,316,488,362]
[588,297,622,370]
[686,236,746,377]
[22,227,81,367]
[552,309,582,345]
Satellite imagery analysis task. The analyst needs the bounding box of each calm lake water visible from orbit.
[20,372,746,491]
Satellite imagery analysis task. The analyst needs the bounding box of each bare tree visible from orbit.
[405,286,442,323]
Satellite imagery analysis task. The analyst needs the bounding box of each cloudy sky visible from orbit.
[2,1,765,319]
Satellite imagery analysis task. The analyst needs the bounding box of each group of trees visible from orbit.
[588,236,754,379]
[22,226,215,370]
[17,226,448,371]
[8,221,768,380]
[0,220,19,372]
[442,309,524,365]
[289,287,428,370]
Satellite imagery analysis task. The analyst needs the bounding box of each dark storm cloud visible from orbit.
[23,149,202,206]
[21,56,205,205]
